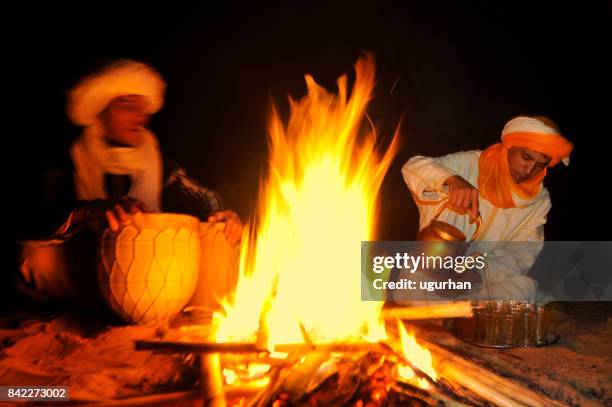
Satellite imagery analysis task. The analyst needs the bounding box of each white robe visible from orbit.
[398,150,551,303]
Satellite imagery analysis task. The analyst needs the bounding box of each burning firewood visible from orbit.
[401,324,569,407]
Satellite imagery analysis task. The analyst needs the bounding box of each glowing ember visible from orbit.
[223,368,237,385]
[223,363,271,386]
[214,54,399,347]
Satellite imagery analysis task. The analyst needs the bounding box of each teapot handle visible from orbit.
[471,214,482,241]
[432,199,482,241]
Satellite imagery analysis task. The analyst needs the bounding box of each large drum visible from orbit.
[98,213,200,324]
[188,222,240,312]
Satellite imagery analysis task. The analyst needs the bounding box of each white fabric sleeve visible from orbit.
[401,151,474,202]
[473,194,551,284]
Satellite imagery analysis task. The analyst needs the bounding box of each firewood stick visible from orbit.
[393,381,438,405]
[135,339,383,354]
[395,323,568,406]
[410,324,598,407]
[201,352,226,407]
[381,302,474,320]
[421,339,567,407]
[135,340,263,354]
[437,361,528,407]
[273,342,381,353]
[394,381,470,407]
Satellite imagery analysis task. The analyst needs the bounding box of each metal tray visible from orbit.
[467,330,561,349]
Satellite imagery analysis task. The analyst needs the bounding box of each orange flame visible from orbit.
[215,54,399,348]
[397,320,437,388]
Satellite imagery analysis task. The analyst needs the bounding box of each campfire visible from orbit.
[135,55,567,407]
[210,53,434,404]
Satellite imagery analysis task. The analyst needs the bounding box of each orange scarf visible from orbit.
[478,132,574,208]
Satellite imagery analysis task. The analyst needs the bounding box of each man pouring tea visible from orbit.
[398,116,573,303]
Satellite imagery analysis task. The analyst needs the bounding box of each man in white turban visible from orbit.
[396,115,573,303]
[16,60,244,304]
[43,60,242,243]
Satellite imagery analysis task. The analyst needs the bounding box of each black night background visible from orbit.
[8,1,611,305]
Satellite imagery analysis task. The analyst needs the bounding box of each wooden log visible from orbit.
[436,354,563,407]
[135,339,382,355]
[437,362,528,407]
[394,381,471,407]
[405,325,568,407]
[134,340,263,354]
[381,302,474,320]
[408,323,603,407]
[201,352,226,407]
[273,342,382,353]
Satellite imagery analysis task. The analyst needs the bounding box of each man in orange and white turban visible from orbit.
[400,116,574,302]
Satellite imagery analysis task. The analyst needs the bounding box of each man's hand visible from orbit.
[77,197,148,232]
[208,210,243,245]
[104,197,148,231]
[444,175,479,223]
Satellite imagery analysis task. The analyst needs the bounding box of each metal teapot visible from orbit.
[416,200,482,243]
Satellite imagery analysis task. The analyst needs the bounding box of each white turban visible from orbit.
[501,116,572,166]
[502,116,560,138]
[67,60,166,126]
